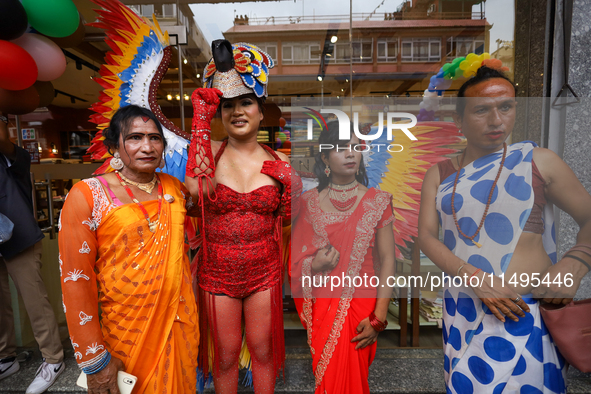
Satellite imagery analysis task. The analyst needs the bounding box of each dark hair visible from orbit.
[313,121,369,192]
[218,93,265,116]
[102,105,166,153]
[456,66,517,117]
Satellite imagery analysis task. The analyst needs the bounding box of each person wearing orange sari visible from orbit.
[59,105,198,394]
[291,123,396,394]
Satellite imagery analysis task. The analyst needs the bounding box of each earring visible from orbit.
[324,164,331,177]
[356,168,359,176]
[110,152,124,170]
[159,156,165,169]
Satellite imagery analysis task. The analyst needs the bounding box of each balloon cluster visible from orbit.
[417,52,510,121]
[0,0,82,114]
[275,117,291,148]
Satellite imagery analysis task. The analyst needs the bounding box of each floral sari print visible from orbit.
[436,142,566,394]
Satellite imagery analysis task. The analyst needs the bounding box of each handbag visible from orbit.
[0,212,14,244]
[540,299,591,373]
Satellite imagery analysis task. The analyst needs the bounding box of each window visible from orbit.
[282,42,321,64]
[335,43,349,62]
[332,39,373,63]
[140,5,154,18]
[162,4,176,18]
[446,36,485,60]
[283,46,292,62]
[265,46,277,62]
[400,38,441,62]
[377,38,398,62]
[309,44,320,61]
[253,43,278,63]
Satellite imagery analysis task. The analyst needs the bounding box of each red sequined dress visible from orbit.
[197,141,282,296]
[196,139,285,381]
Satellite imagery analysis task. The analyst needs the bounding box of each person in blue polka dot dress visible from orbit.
[419,66,591,394]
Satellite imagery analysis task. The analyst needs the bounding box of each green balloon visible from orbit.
[22,0,79,38]
[277,132,287,143]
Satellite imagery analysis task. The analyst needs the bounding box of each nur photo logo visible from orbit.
[303,107,419,153]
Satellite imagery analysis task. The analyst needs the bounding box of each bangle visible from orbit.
[564,254,591,272]
[567,245,591,259]
[457,263,466,277]
[570,243,591,251]
[81,351,111,375]
[369,311,387,332]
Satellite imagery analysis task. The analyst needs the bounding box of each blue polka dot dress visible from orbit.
[436,142,566,394]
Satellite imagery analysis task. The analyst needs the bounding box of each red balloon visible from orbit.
[279,117,287,128]
[0,86,40,115]
[0,40,38,90]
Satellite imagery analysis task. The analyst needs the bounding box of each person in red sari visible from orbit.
[291,122,396,394]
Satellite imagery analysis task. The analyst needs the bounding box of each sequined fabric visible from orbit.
[197,183,281,298]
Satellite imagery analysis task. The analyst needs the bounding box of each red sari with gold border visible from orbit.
[291,187,393,394]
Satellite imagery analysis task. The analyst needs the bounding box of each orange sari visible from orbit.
[59,174,198,394]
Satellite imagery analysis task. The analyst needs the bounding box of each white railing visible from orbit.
[243,11,485,26]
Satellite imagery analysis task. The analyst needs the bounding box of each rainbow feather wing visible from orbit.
[87,0,190,180]
[365,121,462,259]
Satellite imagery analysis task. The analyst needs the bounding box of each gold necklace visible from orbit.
[116,171,157,194]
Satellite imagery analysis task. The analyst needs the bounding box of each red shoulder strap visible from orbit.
[214,139,228,164]
[261,143,281,160]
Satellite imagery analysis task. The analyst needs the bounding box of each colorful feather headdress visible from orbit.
[86,0,191,180]
[301,113,463,259]
[203,40,274,98]
[418,52,510,122]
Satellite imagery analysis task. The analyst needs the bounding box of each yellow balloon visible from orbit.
[465,69,477,78]
[459,59,470,70]
[483,52,491,60]
[466,53,477,63]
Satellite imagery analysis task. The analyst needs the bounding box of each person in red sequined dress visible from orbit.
[185,40,301,394]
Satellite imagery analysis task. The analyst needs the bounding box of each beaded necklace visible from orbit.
[115,171,162,233]
[451,143,507,248]
[328,180,359,211]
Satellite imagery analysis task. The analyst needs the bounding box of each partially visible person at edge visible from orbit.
[184,40,300,394]
[418,65,591,393]
[59,105,200,394]
[0,112,65,393]
[290,122,396,394]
